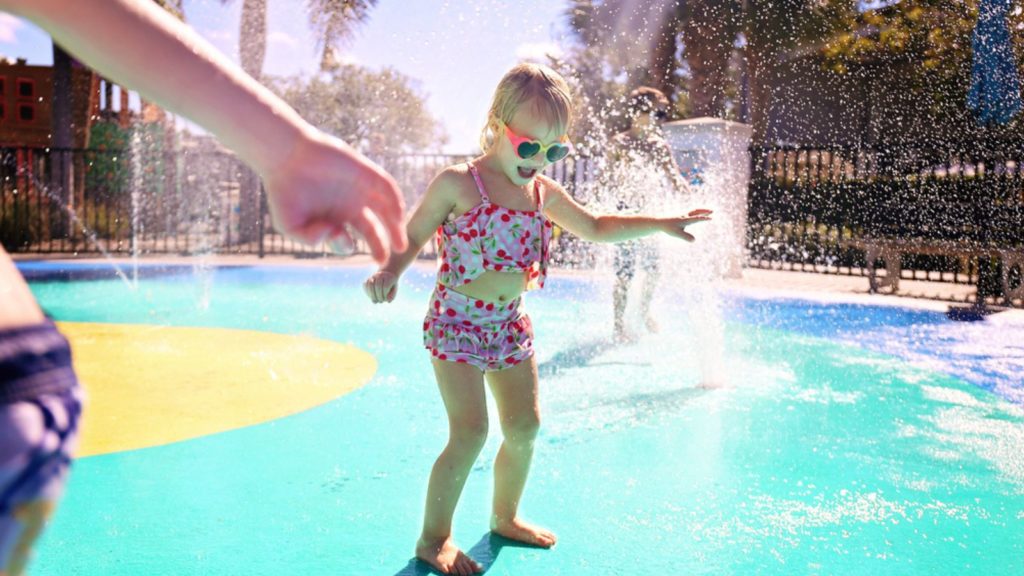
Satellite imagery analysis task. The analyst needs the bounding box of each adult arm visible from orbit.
[1,0,407,259]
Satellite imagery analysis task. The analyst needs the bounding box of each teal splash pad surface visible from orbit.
[23,263,1024,575]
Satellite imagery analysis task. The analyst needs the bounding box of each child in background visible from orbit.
[605,86,692,343]
[364,63,712,575]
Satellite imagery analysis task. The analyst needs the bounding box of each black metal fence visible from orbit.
[0,146,600,261]
[4,144,1022,303]
[0,146,271,256]
[747,145,1024,302]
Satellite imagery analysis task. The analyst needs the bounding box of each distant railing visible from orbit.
[0,147,600,264]
[8,144,1021,305]
[748,145,1024,303]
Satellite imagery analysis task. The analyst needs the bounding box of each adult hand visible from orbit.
[363,270,399,303]
[261,128,408,263]
[664,208,713,242]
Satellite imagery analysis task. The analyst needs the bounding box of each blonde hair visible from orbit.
[479,63,574,151]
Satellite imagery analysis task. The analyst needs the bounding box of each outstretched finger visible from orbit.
[349,208,388,264]
[687,208,714,217]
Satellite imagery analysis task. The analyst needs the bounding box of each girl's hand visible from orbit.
[664,209,713,242]
[364,270,399,303]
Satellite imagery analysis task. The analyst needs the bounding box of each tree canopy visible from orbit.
[269,65,446,156]
[822,0,1024,145]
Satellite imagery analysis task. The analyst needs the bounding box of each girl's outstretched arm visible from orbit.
[541,177,712,244]
[364,168,460,303]
[3,0,406,261]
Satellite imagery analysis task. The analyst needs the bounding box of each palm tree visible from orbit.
[216,0,378,243]
[224,0,378,79]
[566,0,738,115]
[236,0,267,79]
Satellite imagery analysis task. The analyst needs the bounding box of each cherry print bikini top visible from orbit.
[435,163,553,291]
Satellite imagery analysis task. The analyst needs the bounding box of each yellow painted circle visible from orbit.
[58,322,376,457]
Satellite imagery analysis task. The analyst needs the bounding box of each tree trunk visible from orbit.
[50,43,74,244]
[649,17,681,105]
[239,0,267,79]
[237,0,268,245]
[681,0,741,119]
[744,44,772,144]
[51,44,74,150]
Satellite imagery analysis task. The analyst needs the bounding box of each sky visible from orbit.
[0,0,573,153]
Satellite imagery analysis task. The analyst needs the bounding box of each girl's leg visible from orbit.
[485,356,556,548]
[417,359,487,575]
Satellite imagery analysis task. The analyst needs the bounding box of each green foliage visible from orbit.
[85,121,131,195]
[822,1,1024,141]
[85,121,174,200]
[268,65,445,155]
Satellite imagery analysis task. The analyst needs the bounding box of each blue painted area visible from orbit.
[20,263,1024,575]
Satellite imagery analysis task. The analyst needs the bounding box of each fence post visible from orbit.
[258,182,265,259]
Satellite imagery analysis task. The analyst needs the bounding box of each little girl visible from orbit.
[364,63,712,575]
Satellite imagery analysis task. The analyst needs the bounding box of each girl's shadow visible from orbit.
[392,533,541,575]
[537,338,616,376]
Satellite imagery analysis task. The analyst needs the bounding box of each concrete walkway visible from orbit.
[13,252,1004,310]
[727,267,978,304]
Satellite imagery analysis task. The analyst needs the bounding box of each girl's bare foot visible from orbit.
[416,537,483,575]
[490,517,557,548]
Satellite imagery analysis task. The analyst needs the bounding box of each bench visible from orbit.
[841,238,1024,304]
